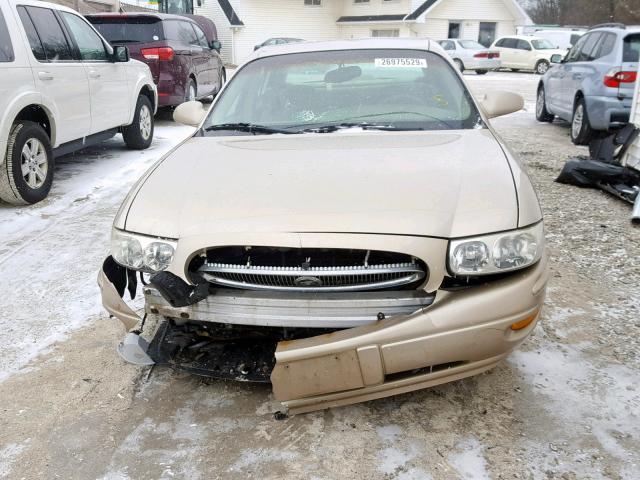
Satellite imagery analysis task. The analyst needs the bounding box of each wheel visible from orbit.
[571,98,594,146]
[453,59,464,72]
[0,121,54,205]
[536,86,555,123]
[122,95,154,150]
[476,69,489,75]
[185,78,197,102]
[511,68,520,72]
[535,60,550,75]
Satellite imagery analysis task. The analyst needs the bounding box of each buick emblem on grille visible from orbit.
[294,276,323,288]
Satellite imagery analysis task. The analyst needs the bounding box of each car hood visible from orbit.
[124,129,518,239]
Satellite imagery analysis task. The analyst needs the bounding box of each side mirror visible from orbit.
[550,54,563,64]
[173,101,208,127]
[479,90,524,119]
[210,40,222,51]
[112,45,129,63]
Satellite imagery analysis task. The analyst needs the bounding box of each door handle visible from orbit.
[88,71,101,79]
[38,71,53,81]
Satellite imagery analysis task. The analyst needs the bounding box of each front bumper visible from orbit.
[99,254,548,413]
[585,95,631,130]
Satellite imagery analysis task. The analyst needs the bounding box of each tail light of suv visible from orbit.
[141,47,174,61]
[604,69,637,88]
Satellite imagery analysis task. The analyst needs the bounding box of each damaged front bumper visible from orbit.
[98,255,548,414]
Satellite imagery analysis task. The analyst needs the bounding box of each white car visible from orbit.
[0,0,157,205]
[491,35,567,74]
[437,39,501,74]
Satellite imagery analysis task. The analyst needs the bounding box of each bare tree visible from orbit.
[525,0,640,26]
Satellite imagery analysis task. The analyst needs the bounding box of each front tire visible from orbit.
[536,86,555,123]
[0,121,54,205]
[476,69,489,75]
[535,60,550,75]
[571,98,594,146]
[123,95,154,150]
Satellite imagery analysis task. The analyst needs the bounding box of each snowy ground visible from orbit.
[0,72,639,479]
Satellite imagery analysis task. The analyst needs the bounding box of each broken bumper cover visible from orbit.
[99,254,548,413]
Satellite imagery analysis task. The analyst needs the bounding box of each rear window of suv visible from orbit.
[623,34,640,62]
[0,9,14,62]
[89,17,164,44]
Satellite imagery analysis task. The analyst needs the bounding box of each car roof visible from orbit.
[589,25,640,34]
[14,0,79,14]
[496,35,543,41]
[252,38,434,59]
[85,12,198,22]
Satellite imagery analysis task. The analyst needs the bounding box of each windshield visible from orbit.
[203,49,481,135]
[459,40,485,50]
[88,17,164,44]
[531,39,555,50]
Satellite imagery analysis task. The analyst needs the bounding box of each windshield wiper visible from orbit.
[298,122,399,133]
[204,123,298,135]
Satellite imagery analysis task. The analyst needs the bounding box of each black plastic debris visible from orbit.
[556,126,640,222]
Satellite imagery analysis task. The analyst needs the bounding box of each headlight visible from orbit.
[448,222,544,276]
[111,229,177,273]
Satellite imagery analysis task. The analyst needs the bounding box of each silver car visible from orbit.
[536,24,640,145]
[437,39,501,74]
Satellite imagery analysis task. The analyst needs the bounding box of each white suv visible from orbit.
[0,0,158,205]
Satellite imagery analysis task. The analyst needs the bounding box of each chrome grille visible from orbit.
[198,262,426,292]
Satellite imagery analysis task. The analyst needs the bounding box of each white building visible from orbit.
[195,0,533,64]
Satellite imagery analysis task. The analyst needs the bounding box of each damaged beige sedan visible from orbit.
[99,39,548,415]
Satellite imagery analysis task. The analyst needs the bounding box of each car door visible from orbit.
[163,20,199,96]
[58,11,129,134]
[515,39,533,69]
[562,32,601,115]
[190,22,219,95]
[17,5,90,145]
[496,38,517,67]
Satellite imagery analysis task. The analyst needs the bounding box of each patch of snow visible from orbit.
[0,442,27,479]
[449,438,490,480]
[0,123,193,383]
[511,343,640,477]
[376,425,430,479]
[229,448,298,471]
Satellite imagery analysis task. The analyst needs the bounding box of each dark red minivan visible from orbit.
[87,13,224,107]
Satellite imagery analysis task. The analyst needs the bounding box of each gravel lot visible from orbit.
[0,72,638,480]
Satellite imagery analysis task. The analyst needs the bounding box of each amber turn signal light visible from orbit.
[510,311,539,331]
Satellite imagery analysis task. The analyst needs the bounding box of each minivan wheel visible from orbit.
[186,78,197,102]
[536,86,555,123]
[535,60,550,75]
[571,98,594,146]
[0,121,54,205]
[123,95,154,150]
